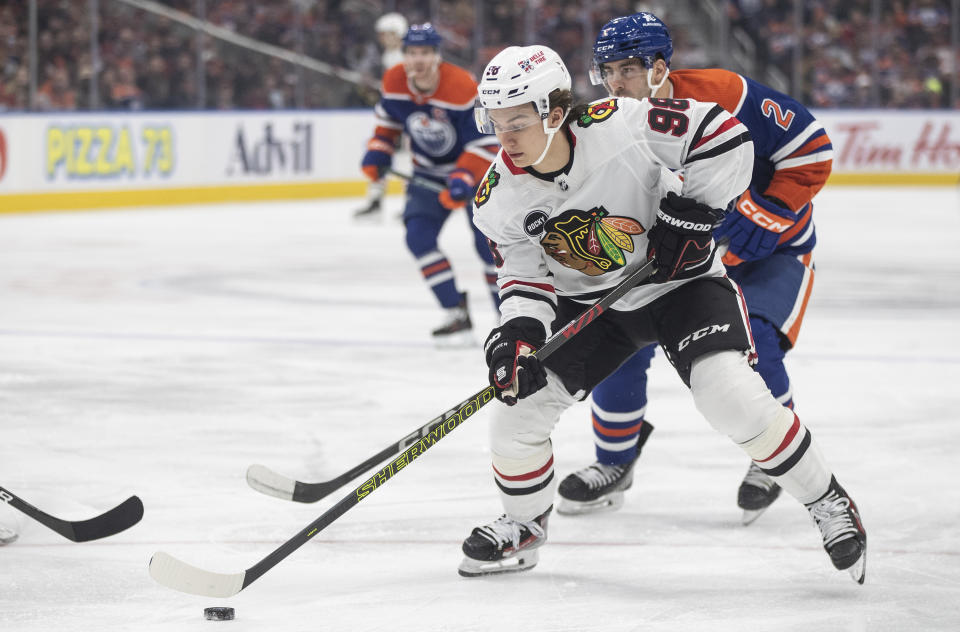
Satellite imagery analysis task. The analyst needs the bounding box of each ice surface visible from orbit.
[1,187,959,631]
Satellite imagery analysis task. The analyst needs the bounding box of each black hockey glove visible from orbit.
[484,317,548,406]
[646,191,726,283]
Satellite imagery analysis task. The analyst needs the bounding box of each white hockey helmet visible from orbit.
[475,45,571,135]
[375,12,408,37]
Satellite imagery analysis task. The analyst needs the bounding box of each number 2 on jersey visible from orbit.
[761,98,795,130]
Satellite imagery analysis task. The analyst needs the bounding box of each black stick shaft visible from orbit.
[388,168,445,193]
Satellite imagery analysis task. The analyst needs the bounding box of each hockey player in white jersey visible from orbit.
[458,45,866,583]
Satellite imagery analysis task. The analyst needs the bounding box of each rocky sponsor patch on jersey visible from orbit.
[576,99,619,128]
[540,206,644,276]
[523,210,549,236]
[474,167,501,207]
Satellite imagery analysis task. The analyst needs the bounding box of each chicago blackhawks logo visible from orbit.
[576,99,619,128]
[474,167,500,207]
[540,206,644,276]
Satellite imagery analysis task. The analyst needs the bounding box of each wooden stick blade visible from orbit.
[149,551,246,598]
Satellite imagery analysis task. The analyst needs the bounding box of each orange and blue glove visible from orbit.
[361,135,394,182]
[714,187,797,267]
[438,169,476,210]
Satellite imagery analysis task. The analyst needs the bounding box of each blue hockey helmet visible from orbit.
[403,23,442,49]
[590,12,673,85]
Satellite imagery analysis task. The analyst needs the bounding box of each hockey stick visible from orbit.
[0,485,144,542]
[388,168,446,193]
[149,259,656,597]
[246,393,472,502]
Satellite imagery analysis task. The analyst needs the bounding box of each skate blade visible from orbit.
[557,491,624,516]
[740,506,771,526]
[433,331,476,349]
[847,544,866,585]
[458,550,539,577]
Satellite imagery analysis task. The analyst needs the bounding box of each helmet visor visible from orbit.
[474,105,543,135]
[590,58,647,87]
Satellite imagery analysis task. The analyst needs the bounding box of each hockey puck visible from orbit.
[204,607,235,621]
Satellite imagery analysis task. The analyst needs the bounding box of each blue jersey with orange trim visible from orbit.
[670,69,833,255]
[366,62,499,184]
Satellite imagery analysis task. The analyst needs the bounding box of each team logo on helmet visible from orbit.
[474,167,501,207]
[576,99,620,128]
[539,206,644,276]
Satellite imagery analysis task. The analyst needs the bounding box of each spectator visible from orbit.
[35,66,75,110]
[0,0,953,111]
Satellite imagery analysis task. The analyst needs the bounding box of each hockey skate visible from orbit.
[0,503,17,545]
[432,293,474,348]
[0,524,18,545]
[557,460,637,515]
[458,507,551,577]
[557,423,653,515]
[353,196,383,221]
[738,462,782,525]
[806,476,867,584]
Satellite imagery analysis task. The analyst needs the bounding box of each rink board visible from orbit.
[0,109,957,213]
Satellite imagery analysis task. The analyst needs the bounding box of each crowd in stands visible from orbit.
[0,0,955,112]
[731,0,956,108]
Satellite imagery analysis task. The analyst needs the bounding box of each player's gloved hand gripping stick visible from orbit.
[150,258,657,597]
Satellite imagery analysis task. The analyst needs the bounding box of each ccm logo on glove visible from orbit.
[735,192,795,233]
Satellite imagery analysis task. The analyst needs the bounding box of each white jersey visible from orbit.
[472,96,753,333]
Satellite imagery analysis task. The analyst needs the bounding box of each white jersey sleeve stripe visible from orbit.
[775,150,835,171]
[770,121,824,163]
[731,73,749,116]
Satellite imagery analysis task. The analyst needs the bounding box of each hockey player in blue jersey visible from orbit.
[557,12,843,526]
[359,24,501,345]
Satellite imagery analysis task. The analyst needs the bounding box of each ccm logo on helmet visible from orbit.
[678,323,730,351]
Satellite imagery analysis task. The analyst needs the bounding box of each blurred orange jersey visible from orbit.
[365,61,498,183]
[670,68,832,217]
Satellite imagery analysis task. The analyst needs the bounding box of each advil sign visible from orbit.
[227,122,312,176]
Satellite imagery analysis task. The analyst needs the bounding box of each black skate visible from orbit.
[557,423,653,515]
[432,293,474,348]
[458,506,551,577]
[738,462,782,525]
[353,197,382,220]
[806,476,867,584]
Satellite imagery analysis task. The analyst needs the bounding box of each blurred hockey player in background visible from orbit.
[458,44,865,583]
[358,23,501,345]
[557,12,836,526]
[355,12,408,217]
[375,12,407,72]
